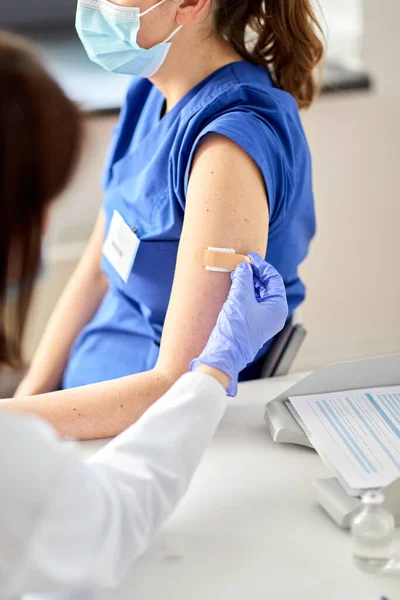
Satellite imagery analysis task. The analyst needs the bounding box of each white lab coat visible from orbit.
[0,372,226,598]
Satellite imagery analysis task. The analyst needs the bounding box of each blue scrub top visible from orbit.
[62,61,316,389]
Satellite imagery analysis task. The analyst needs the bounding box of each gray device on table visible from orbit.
[264,353,400,528]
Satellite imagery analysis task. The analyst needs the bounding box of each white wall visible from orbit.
[294,91,400,371]
[318,0,363,65]
[292,0,400,370]
[362,0,400,99]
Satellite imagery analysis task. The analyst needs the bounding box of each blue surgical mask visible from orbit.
[76,0,182,78]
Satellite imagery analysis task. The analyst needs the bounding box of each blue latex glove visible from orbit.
[190,253,288,396]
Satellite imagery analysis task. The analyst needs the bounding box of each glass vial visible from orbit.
[351,491,395,574]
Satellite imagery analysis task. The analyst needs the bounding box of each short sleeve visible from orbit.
[183,109,292,229]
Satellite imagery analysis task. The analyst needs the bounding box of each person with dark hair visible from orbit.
[0,30,289,594]
[12,0,324,440]
[0,30,82,394]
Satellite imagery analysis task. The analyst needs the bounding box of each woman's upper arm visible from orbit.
[156,134,269,377]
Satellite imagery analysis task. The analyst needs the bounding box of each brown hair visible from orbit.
[215,0,324,109]
[0,31,83,367]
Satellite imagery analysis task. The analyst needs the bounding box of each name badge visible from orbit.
[103,210,140,283]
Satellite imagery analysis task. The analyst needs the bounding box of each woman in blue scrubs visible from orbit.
[14,0,324,440]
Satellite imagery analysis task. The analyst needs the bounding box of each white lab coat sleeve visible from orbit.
[1,372,226,597]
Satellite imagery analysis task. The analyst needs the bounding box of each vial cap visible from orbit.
[361,491,385,505]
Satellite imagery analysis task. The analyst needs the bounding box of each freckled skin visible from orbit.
[7,128,268,441]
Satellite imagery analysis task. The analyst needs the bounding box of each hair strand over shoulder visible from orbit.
[215,0,324,109]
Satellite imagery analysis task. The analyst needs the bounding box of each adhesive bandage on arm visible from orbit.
[196,247,251,273]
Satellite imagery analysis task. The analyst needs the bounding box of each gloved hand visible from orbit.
[190,253,288,396]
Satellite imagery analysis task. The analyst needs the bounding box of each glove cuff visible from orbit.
[190,357,239,397]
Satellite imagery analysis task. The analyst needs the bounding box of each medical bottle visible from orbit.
[351,491,395,574]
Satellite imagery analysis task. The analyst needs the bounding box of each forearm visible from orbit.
[6,367,175,440]
[6,363,230,440]
[17,211,108,395]
[20,264,108,394]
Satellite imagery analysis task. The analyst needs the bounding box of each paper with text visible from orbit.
[288,386,400,495]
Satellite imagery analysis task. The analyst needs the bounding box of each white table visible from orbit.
[81,374,400,600]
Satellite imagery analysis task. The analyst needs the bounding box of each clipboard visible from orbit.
[264,353,400,448]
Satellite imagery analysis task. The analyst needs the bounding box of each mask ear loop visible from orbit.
[163,25,183,43]
[140,0,169,18]
[139,0,182,44]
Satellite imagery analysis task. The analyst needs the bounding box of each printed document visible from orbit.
[288,386,400,495]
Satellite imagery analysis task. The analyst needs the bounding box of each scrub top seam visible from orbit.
[181,82,240,121]
[181,81,298,134]
[148,184,170,224]
[182,100,293,217]
[228,62,242,85]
